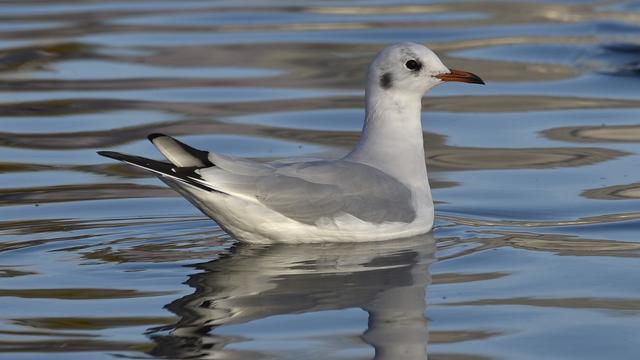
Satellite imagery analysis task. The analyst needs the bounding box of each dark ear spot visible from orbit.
[380,72,392,89]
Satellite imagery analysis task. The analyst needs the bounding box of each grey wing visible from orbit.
[256,161,416,225]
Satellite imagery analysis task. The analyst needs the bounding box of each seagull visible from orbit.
[99,42,484,243]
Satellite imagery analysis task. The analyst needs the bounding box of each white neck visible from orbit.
[346,86,431,200]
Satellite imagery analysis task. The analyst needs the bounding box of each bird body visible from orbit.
[99,43,483,243]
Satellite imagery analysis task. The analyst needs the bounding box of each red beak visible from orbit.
[435,69,485,85]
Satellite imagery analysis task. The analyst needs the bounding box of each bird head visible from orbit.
[367,42,484,96]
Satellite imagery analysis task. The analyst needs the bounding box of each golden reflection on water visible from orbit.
[440,211,640,228]
[307,5,450,15]
[582,182,640,200]
[544,124,640,143]
[440,231,640,259]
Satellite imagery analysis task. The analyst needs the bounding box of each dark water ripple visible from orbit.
[0,1,639,359]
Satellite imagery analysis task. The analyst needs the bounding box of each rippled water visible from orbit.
[1,1,640,359]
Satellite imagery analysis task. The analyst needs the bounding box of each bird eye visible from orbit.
[405,60,421,71]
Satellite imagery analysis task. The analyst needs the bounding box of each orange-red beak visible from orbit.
[435,69,485,85]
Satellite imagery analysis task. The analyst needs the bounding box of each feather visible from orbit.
[148,133,213,167]
[97,151,225,194]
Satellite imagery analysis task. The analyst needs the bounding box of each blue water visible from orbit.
[1,1,640,359]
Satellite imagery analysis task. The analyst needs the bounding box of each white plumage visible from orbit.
[99,42,484,243]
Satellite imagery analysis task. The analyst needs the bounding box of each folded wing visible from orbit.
[100,134,416,226]
[199,160,416,225]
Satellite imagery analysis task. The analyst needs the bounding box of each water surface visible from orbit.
[1,1,640,359]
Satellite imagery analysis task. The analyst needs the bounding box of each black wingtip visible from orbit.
[98,150,149,165]
[96,150,225,194]
[97,150,120,160]
[147,133,167,142]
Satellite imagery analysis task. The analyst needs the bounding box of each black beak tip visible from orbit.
[471,73,485,85]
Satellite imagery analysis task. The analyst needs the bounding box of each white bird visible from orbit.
[99,42,484,243]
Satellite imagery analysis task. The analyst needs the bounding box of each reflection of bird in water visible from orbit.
[99,43,483,243]
[148,234,435,359]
